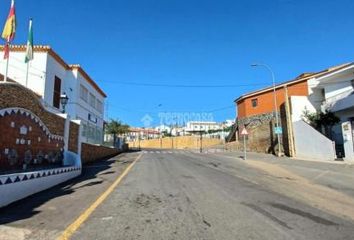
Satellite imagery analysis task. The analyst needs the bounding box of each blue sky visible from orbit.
[2,0,354,126]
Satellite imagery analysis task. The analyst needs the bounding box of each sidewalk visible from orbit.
[216,151,354,199]
[0,153,139,240]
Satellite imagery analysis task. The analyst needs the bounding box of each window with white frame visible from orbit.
[89,93,96,108]
[80,84,88,102]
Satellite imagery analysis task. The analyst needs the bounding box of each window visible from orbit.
[80,84,88,102]
[89,93,96,108]
[82,123,87,137]
[251,98,258,108]
[96,100,103,113]
[53,76,61,109]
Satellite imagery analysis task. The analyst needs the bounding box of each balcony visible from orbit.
[321,90,354,112]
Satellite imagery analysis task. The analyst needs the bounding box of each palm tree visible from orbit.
[105,119,130,146]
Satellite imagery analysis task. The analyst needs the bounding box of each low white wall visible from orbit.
[293,120,336,161]
[0,166,81,208]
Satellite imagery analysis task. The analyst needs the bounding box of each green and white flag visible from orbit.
[25,18,33,63]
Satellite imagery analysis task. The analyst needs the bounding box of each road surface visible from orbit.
[1,150,354,240]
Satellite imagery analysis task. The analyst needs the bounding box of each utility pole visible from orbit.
[284,86,295,157]
[138,132,141,151]
[200,131,203,153]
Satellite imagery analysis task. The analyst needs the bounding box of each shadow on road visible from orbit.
[0,158,116,225]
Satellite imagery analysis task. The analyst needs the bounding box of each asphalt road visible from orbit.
[71,150,354,240]
[2,150,354,240]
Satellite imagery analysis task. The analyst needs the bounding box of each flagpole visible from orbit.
[25,61,29,86]
[2,0,16,83]
[4,43,9,82]
[25,18,33,87]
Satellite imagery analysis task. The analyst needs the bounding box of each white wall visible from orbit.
[75,70,105,126]
[44,54,78,114]
[75,70,105,144]
[186,122,221,132]
[290,96,317,122]
[0,51,47,96]
[0,167,81,208]
[293,120,336,161]
[1,49,106,144]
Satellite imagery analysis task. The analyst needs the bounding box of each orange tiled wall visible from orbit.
[237,80,309,118]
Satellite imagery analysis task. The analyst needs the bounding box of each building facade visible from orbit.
[185,121,222,134]
[234,63,354,161]
[0,45,106,144]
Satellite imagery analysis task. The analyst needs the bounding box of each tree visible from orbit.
[303,110,340,140]
[105,119,130,145]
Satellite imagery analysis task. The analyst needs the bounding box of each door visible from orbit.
[53,76,61,109]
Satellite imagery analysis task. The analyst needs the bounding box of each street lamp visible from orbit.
[60,92,69,113]
[251,63,282,156]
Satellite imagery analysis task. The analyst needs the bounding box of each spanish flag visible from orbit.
[2,0,16,42]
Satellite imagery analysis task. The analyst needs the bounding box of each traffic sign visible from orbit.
[241,127,248,135]
[274,127,283,134]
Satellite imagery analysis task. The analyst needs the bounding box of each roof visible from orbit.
[69,64,107,98]
[0,45,107,98]
[234,62,354,103]
[129,128,160,134]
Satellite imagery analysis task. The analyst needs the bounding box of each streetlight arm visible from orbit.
[251,63,282,156]
[251,63,275,86]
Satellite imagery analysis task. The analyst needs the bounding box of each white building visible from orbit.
[127,128,160,141]
[185,121,222,134]
[155,125,171,135]
[223,119,235,128]
[0,45,106,144]
[290,63,354,161]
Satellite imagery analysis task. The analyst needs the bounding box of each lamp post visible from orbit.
[60,92,69,113]
[251,63,282,156]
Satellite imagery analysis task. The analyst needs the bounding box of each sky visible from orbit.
[2,0,354,127]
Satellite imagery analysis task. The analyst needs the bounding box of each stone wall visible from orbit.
[0,83,65,136]
[232,104,292,156]
[0,83,83,172]
[0,82,84,207]
[81,143,120,164]
[68,121,79,153]
[0,110,65,170]
[229,121,275,153]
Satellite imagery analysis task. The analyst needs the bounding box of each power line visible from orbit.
[100,81,268,88]
[99,79,351,89]
[106,101,234,115]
